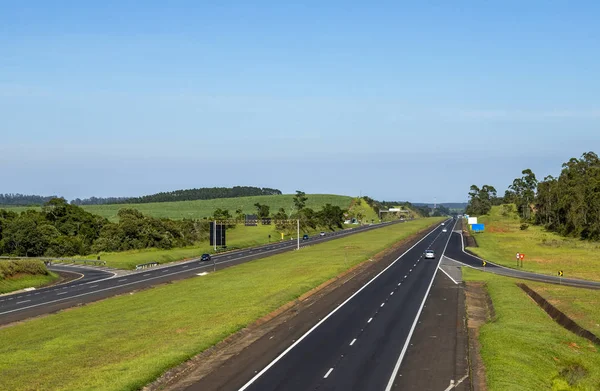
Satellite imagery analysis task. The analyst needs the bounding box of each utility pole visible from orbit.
[297,219,300,250]
[213,220,217,251]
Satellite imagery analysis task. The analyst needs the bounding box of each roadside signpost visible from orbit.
[482,260,487,268]
[558,270,563,284]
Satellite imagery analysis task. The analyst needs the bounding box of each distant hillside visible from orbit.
[414,202,467,210]
[0,193,57,206]
[79,194,353,222]
[71,186,282,205]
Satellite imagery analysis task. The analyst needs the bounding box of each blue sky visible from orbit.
[1,1,599,203]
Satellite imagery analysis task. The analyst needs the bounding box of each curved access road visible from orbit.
[444,230,600,289]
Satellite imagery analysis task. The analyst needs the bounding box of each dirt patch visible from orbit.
[517,283,600,345]
[465,282,494,391]
[143,222,440,391]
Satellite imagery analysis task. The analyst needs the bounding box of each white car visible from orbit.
[425,250,435,259]
[320,231,325,236]
[441,222,445,226]
[442,228,447,233]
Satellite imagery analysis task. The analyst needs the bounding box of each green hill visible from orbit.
[76,194,354,222]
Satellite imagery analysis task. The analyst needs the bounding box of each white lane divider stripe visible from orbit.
[350,339,357,346]
[324,368,334,378]
[368,317,373,323]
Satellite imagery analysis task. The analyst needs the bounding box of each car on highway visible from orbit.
[320,231,325,236]
[200,253,212,262]
[441,222,445,226]
[303,234,309,240]
[442,228,447,233]
[424,250,435,259]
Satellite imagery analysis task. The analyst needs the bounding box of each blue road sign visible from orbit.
[471,223,485,232]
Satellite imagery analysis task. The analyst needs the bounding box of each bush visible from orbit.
[520,223,529,230]
[0,260,49,279]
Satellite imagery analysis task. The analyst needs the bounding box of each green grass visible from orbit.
[0,272,60,294]
[90,194,353,222]
[95,224,297,269]
[467,205,600,281]
[2,194,353,221]
[93,223,362,269]
[526,281,600,337]
[463,268,600,391]
[0,217,442,391]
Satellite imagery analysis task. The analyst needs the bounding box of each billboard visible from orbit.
[209,222,227,246]
[388,208,401,212]
[468,217,478,225]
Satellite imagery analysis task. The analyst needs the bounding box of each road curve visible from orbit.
[444,230,600,289]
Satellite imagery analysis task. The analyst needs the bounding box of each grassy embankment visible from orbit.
[97,223,335,269]
[463,268,600,391]
[0,260,59,294]
[0,217,442,391]
[467,205,600,281]
[1,194,354,222]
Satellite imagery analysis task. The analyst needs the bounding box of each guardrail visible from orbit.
[0,256,107,267]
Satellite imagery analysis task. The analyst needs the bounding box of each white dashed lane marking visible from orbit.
[324,368,334,378]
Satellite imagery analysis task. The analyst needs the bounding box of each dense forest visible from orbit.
[466,151,600,240]
[71,186,283,205]
[0,194,57,206]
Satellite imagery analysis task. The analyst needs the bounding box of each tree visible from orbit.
[466,184,497,215]
[316,204,345,230]
[293,191,308,211]
[509,169,537,220]
[254,203,270,219]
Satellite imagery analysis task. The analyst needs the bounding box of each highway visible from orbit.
[217,219,456,391]
[444,229,600,289]
[0,221,402,325]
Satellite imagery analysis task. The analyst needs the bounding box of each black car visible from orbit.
[200,253,212,262]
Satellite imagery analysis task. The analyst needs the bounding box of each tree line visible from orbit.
[0,194,57,206]
[466,151,600,240]
[107,186,282,205]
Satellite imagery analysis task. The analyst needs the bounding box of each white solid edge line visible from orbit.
[0,223,399,316]
[384,218,456,391]
[237,221,444,391]
[437,265,459,285]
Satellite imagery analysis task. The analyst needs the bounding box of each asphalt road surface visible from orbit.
[0,221,403,325]
[230,218,456,391]
[444,230,600,289]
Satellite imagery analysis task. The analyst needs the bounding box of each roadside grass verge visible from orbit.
[526,281,600,337]
[467,205,600,281]
[0,272,59,294]
[93,223,367,269]
[0,217,443,391]
[463,268,600,391]
[0,260,60,294]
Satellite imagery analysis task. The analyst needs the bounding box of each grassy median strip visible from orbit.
[463,268,600,391]
[0,217,442,391]
[95,224,358,269]
[467,206,600,280]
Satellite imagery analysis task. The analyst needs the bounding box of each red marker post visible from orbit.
[519,253,525,267]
